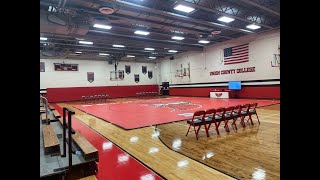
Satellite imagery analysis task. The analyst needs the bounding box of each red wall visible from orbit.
[169,85,280,99]
[47,85,159,102]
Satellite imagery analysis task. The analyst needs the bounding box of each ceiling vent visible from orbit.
[99,7,115,15]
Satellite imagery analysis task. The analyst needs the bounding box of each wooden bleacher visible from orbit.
[49,105,55,110]
[40,107,46,114]
[42,124,60,154]
[40,105,98,179]
[57,116,98,160]
[72,132,98,160]
[52,110,61,118]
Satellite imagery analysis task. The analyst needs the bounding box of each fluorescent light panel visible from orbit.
[246,24,261,30]
[79,41,93,45]
[174,4,195,13]
[168,50,178,53]
[149,57,156,59]
[127,55,135,57]
[40,37,47,41]
[198,40,210,44]
[113,44,125,48]
[93,24,112,29]
[99,53,109,56]
[144,48,155,51]
[217,16,235,23]
[134,30,150,35]
[75,51,82,54]
[172,36,184,40]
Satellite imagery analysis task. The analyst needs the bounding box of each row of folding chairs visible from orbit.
[81,94,109,104]
[136,92,158,96]
[186,103,260,140]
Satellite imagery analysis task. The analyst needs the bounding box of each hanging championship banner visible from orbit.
[142,66,147,74]
[54,63,78,71]
[87,72,94,83]
[148,71,153,79]
[134,74,139,83]
[125,65,131,74]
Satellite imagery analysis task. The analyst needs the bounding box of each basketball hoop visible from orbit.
[175,62,190,78]
[110,70,124,81]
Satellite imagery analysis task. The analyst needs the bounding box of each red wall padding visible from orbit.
[47,85,159,102]
[169,86,280,99]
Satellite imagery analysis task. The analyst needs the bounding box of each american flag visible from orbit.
[224,43,249,65]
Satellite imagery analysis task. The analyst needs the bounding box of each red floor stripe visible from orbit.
[74,97,279,129]
[52,104,163,180]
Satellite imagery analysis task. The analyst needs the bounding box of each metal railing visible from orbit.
[61,107,76,172]
[40,95,50,125]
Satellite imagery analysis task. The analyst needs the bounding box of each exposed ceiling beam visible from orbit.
[88,30,204,49]
[99,22,231,41]
[41,32,203,51]
[40,41,181,55]
[40,2,221,36]
[40,2,237,40]
[77,0,253,34]
[237,0,280,16]
[174,0,274,29]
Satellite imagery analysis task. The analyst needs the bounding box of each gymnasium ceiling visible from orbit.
[40,0,280,61]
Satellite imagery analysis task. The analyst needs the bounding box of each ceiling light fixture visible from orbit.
[93,24,112,29]
[172,36,184,40]
[173,4,195,13]
[246,24,261,30]
[99,53,109,56]
[79,41,93,45]
[149,57,156,59]
[127,55,135,57]
[113,44,125,48]
[145,48,155,51]
[134,30,150,36]
[168,50,178,53]
[40,37,47,41]
[217,16,235,23]
[198,40,210,44]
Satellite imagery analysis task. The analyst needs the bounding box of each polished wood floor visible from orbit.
[58,98,279,180]
[157,106,280,179]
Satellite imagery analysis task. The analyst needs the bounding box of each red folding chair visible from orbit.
[81,96,86,104]
[247,103,260,125]
[240,104,250,127]
[209,107,226,135]
[186,110,208,140]
[203,108,216,134]
[229,105,241,130]
[223,106,234,132]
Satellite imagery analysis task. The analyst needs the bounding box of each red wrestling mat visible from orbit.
[74,97,279,130]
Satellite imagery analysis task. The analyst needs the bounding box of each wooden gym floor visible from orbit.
[56,97,280,180]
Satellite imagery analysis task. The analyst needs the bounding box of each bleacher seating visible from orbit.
[72,132,98,160]
[42,124,60,154]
